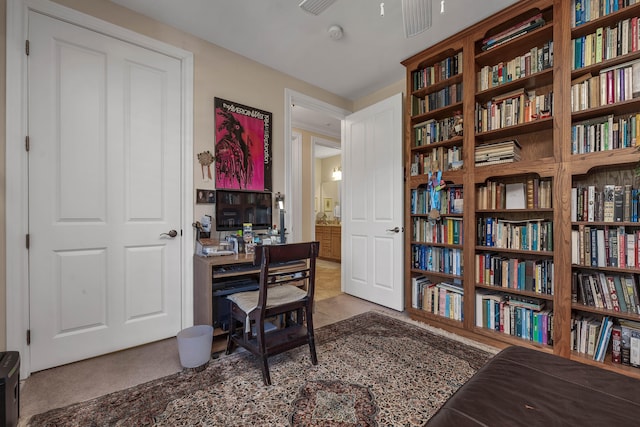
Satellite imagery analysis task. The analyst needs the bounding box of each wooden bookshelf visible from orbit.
[402,0,640,377]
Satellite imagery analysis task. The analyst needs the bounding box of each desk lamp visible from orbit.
[275,192,286,244]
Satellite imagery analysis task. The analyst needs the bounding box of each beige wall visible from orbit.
[0,0,407,351]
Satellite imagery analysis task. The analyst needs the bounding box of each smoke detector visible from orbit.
[327,24,344,40]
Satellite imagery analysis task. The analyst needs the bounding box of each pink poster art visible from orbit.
[214,98,272,191]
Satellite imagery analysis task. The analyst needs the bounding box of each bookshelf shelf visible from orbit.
[411,73,464,98]
[411,102,463,122]
[411,135,463,152]
[407,307,464,327]
[475,246,554,256]
[475,68,554,104]
[572,302,640,321]
[409,170,464,187]
[571,98,640,121]
[473,326,554,350]
[571,50,640,80]
[476,283,554,300]
[409,269,462,281]
[410,241,463,249]
[474,117,553,141]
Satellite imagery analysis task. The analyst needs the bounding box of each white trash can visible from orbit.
[176,325,213,369]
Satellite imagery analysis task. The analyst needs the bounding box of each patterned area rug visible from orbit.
[27,311,493,426]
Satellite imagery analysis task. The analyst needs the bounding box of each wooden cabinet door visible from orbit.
[331,227,341,261]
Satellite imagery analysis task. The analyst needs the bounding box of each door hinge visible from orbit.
[25,40,29,56]
[26,234,30,249]
[27,329,31,345]
[25,135,30,152]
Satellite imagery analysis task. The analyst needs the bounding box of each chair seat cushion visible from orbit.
[227,284,307,315]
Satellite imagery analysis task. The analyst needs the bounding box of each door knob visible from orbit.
[160,230,178,238]
[386,227,401,233]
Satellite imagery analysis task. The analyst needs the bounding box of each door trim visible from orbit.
[283,89,350,243]
[6,0,194,377]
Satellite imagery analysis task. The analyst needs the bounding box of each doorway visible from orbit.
[284,90,350,300]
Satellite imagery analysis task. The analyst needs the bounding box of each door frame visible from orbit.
[6,0,194,377]
[283,89,350,243]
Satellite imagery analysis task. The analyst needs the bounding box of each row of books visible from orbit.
[572,0,639,28]
[475,90,553,133]
[571,113,640,154]
[412,217,463,245]
[475,139,521,167]
[475,291,553,345]
[481,13,546,52]
[411,51,463,91]
[572,17,640,70]
[410,186,464,215]
[477,254,554,295]
[572,315,613,361]
[412,114,463,147]
[571,184,640,223]
[571,60,640,113]
[411,244,463,276]
[409,145,462,176]
[617,319,640,366]
[412,278,464,321]
[571,225,640,268]
[477,217,554,252]
[477,41,553,92]
[411,83,463,116]
[476,178,552,210]
[572,316,640,367]
[574,271,640,313]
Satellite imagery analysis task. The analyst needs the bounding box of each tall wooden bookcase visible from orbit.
[403,0,640,379]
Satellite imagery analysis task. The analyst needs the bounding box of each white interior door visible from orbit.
[27,11,183,371]
[342,93,404,311]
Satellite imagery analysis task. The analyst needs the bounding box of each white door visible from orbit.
[28,11,183,371]
[342,93,404,311]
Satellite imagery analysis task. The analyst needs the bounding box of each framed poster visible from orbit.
[214,98,272,190]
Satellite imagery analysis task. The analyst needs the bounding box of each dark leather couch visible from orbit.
[427,346,640,426]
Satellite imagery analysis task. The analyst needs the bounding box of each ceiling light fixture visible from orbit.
[402,0,432,38]
[327,24,344,40]
[299,0,337,15]
[380,2,385,16]
[332,166,342,181]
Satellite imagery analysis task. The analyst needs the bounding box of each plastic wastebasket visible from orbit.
[176,325,213,368]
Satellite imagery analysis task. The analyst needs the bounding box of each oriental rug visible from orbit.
[27,311,494,426]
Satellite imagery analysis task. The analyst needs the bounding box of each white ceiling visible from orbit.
[109,0,518,140]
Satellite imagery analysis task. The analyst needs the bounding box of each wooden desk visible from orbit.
[193,253,305,352]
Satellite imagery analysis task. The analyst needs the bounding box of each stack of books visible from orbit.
[481,13,546,51]
[475,140,521,167]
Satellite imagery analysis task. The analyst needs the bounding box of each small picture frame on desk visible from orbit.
[196,189,216,204]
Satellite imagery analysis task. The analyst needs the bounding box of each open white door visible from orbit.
[342,93,404,311]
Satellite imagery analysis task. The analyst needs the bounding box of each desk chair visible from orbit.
[225,241,319,385]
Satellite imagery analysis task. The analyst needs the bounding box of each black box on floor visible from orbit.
[0,352,20,427]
